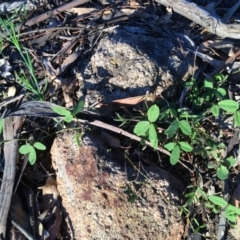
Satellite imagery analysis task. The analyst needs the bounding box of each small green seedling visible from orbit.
[19,142,46,165]
[133,104,160,149]
[51,100,84,123]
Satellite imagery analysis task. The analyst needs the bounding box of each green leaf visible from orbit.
[202,90,214,102]
[147,104,160,122]
[164,142,175,151]
[28,148,37,165]
[19,144,33,154]
[33,142,46,150]
[207,162,216,169]
[215,88,226,98]
[225,157,237,168]
[179,141,193,152]
[214,73,228,82]
[64,114,73,123]
[226,205,240,215]
[72,100,84,115]
[205,202,214,209]
[179,120,192,136]
[134,121,150,136]
[164,120,179,139]
[158,109,169,121]
[52,106,72,116]
[217,166,229,180]
[148,124,158,149]
[169,108,178,118]
[208,195,228,208]
[226,214,236,223]
[204,79,213,89]
[218,100,239,112]
[211,105,220,117]
[234,111,240,127]
[196,187,208,201]
[170,145,180,165]
[0,118,4,135]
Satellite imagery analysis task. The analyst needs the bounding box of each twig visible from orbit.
[154,0,240,39]
[76,118,171,156]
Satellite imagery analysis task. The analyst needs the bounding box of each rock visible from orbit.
[76,27,194,106]
[51,131,185,239]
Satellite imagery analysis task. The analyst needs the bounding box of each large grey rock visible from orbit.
[76,27,194,106]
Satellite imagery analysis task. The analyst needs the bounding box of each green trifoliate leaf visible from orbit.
[72,100,84,115]
[215,88,226,98]
[0,118,4,135]
[164,120,179,139]
[218,100,239,112]
[179,141,193,152]
[51,106,72,116]
[64,114,73,123]
[148,124,158,149]
[28,148,37,165]
[225,157,237,168]
[179,120,192,136]
[164,142,175,151]
[34,142,46,150]
[134,121,150,136]
[147,104,160,122]
[19,144,33,154]
[234,111,240,127]
[208,195,228,208]
[207,162,216,169]
[211,105,220,117]
[170,145,180,165]
[204,79,213,89]
[217,166,229,180]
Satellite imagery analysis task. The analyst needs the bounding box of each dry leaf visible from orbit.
[97,95,145,114]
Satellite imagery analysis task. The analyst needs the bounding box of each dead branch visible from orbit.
[155,0,240,39]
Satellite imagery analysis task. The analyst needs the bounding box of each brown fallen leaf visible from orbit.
[97,95,145,114]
